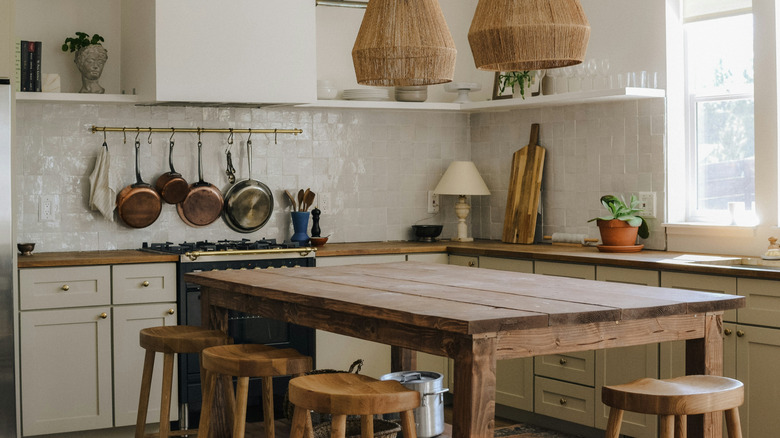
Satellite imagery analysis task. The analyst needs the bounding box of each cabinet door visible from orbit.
[448,255,478,267]
[407,253,449,264]
[534,261,595,279]
[20,307,113,435]
[113,263,176,305]
[595,266,660,438]
[735,324,780,438]
[19,266,110,310]
[474,256,533,410]
[736,278,780,328]
[314,255,401,378]
[113,303,178,427]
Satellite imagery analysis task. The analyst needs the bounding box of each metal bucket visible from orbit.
[380,371,448,437]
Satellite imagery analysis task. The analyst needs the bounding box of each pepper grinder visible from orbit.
[311,207,321,237]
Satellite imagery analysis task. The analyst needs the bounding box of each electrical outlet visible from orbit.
[317,193,331,214]
[39,195,54,221]
[427,191,440,214]
[638,192,656,218]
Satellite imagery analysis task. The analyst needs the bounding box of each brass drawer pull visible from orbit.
[737,330,745,337]
[559,398,567,405]
[467,261,476,267]
[724,329,732,336]
[559,358,567,365]
[100,312,108,319]
[61,284,70,291]
[167,308,175,315]
[142,281,150,287]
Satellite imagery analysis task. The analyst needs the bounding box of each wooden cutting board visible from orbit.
[502,124,546,244]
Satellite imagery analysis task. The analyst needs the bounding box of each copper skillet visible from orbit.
[177,138,224,227]
[116,137,162,228]
[155,133,189,204]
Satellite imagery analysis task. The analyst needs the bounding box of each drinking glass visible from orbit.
[597,59,611,89]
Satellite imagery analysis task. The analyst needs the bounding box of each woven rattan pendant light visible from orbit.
[352,0,457,86]
[468,0,591,71]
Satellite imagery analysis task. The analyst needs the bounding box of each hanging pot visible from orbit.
[155,137,189,204]
[380,371,448,438]
[177,139,224,227]
[116,139,162,228]
[221,139,274,233]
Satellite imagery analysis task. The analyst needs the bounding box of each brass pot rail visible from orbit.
[91,126,303,145]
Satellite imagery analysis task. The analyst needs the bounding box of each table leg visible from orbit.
[685,312,724,438]
[201,287,233,438]
[451,336,496,438]
[391,346,417,372]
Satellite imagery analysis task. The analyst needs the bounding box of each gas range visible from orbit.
[144,238,317,427]
[141,238,316,262]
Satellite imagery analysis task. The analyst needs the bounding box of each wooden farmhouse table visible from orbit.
[185,261,745,438]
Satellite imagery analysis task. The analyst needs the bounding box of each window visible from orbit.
[683,3,755,224]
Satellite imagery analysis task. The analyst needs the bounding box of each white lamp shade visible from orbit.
[434,161,491,196]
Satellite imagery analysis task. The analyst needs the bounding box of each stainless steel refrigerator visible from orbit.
[0,78,17,437]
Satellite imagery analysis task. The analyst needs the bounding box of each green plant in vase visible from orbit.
[62,32,107,94]
[498,71,532,99]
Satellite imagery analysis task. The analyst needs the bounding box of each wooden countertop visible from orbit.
[16,250,178,268]
[17,240,780,280]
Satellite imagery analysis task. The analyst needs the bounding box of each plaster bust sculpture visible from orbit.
[75,44,107,94]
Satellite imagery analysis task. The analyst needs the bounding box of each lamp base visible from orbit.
[452,236,474,242]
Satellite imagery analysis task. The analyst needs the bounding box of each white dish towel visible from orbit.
[88,143,116,221]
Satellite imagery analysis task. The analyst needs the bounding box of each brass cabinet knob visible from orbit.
[467,261,476,267]
[724,329,732,336]
[142,281,150,287]
[167,308,175,315]
[99,312,108,319]
[61,284,70,291]
[559,398,567,405]
[737,330,745,337]
[559,358,568,365]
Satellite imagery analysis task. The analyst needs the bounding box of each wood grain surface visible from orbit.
[189,261,744,438]
[502,124,546,244]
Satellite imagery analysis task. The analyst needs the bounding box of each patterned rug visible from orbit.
[494,424,584,438]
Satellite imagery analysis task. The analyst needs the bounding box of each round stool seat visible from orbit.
[603,375,744,415]
[139,325,231,354]
[202,344,312,377]
[289,373,420,416]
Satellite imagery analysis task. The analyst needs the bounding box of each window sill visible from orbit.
[664,223,757,238]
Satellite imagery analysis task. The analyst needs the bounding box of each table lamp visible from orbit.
[434,161,491,242]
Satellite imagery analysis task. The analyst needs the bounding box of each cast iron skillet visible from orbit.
[177,139,224,227]
[116,139,162,228]
[222,139,274,233]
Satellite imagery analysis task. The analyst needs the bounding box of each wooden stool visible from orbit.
[198,344,312,438]
[135,326,232,438]
[602,375,744,438]
[288,373,421,438]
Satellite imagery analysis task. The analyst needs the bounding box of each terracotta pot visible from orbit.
[597,219,639,246]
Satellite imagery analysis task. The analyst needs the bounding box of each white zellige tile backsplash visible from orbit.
[15,98,665,251]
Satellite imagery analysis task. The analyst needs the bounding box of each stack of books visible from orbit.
[16,40,42,92]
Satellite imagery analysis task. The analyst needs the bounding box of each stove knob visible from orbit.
[266,266,275,270]
[281,265,288,268]
[211,268,219,271]
[226,268,233,271]
[254,266,262,270]
[240,267,247,270]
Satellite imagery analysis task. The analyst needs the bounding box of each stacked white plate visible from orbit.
[343,88,391,101]
[394,86,428,102]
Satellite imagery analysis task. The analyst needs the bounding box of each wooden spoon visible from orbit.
[297,189,305,212]
[285,189,297,211]
[303,190,315,212]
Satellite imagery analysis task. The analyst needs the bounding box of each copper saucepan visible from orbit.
[117,139,162,228]
[177,139,224,227]
[155,137,189,204]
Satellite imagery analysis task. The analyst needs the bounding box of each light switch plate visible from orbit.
[638,192,656,218]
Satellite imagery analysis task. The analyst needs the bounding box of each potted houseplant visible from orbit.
[498,71,533,99]
[62,32,107,94]
[588,194,649,246]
